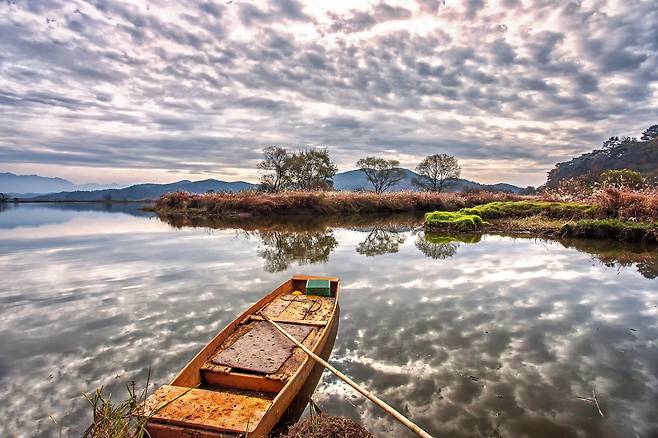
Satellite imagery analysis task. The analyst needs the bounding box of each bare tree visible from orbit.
[257,146,289,193]
[414,154,461,192]
[356,157,405,194]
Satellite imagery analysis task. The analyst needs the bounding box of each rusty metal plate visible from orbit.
[211,322,313,374]
[261,298,290,317]
[143,385,273,433]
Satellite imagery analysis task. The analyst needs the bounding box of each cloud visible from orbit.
[0,0,656,186]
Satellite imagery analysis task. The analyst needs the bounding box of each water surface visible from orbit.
[1,203,657,437]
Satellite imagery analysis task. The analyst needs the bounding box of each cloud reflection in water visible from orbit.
[0,204,656,437]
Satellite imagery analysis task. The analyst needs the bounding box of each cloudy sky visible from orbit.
[1,0,656,186]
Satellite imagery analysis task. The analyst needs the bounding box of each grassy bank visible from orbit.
[423,193,658,242]
[153,190,526,216]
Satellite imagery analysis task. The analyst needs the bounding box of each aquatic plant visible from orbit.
[423,211,484,231]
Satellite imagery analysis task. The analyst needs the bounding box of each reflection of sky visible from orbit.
[0,206,657,437]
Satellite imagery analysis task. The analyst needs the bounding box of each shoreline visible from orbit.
[152,192,657,244]
[425,218,658,243]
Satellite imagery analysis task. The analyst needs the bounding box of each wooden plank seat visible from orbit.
[143,385,274,435]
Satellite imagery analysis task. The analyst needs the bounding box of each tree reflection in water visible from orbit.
[560,238,658,279]
[157,210,658,279]
[415,233,482,259]
[250,230,338,272]
[356,227,407,256]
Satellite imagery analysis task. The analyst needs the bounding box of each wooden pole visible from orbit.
[260,313,435,438]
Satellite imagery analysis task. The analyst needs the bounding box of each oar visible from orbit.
[260,313,435,438]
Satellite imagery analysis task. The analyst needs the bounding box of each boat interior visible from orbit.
[143,276,339,437]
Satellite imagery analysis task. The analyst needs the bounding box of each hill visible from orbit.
[546,138,658,187]
[0,172,122,195]
[28,179,254,201]
[334,168,523,193]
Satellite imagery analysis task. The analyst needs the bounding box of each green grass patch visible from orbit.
[424,211,484,231]
[561,219,657,242]
[459,200,598,219]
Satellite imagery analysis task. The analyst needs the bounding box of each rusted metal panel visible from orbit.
[143,385,273,434]
[211,322,313,374]
[261,298,290,317]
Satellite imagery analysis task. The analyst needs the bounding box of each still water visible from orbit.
[1,203,657,437]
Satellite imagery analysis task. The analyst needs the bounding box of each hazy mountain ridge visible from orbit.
[27,179,254,201]
[17,169,522,201]
[0,172,122,195]
[546,138,658,187]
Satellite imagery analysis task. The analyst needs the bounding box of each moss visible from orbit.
[497,216,568,234]
[459,200,598,220]
[561,219,657,242]
[424,211,484,231]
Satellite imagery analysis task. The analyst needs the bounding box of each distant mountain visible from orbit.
[0,172,122,195]
[15,169,521,201]
[334,168,523,193]
[545,138,658,187]
[28,179,255,201]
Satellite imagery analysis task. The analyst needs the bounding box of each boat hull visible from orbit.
[143,275,340,438]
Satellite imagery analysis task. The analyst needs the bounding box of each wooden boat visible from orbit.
[141,275,340,438]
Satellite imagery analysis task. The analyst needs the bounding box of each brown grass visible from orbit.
[155,190,527,216]
[276,414,374,438]
[590,187,658,221]
[542,187,658,222]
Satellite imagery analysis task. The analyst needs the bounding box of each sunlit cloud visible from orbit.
[0,2,657,185]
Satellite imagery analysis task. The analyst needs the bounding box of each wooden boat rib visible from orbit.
[142,275,340,438]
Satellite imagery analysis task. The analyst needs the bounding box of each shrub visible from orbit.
[598,169,647,190]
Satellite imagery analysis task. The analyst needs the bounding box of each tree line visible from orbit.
[257,146,461,194]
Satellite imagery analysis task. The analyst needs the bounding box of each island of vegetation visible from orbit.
[153,124,657,243]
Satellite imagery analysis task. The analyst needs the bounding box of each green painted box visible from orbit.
[306,279,331,297]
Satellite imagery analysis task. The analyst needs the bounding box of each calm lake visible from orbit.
[1,203,657,437]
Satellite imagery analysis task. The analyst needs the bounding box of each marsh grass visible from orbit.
[155,190,525,216]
